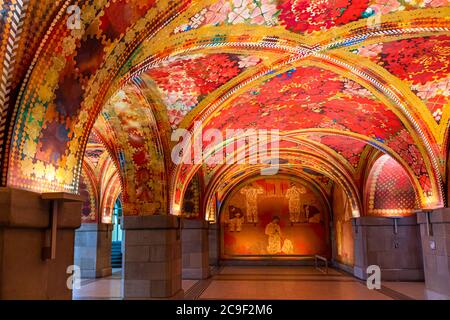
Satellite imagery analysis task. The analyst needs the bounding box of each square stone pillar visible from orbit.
[208,223,220,266]
[121,215,183,299]
[353,215,423,281]
[182,219,210,280]
[417,208,450,298]
[74,223,113,278]
[0,187,82,300]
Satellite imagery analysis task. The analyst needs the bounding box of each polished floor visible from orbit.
[73,266,442,300]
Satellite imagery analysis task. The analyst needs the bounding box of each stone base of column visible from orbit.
[208,223,220,266]
[353,215,424,281]
[74,223,113,278]
[417,208,450,298]
[122,215,183,299]
[0,187,82,300]
[182,219,210,280]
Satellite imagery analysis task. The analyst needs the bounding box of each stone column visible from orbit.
[182,219,209,280]
[122,215,183,299]
[74,223,113,278]
[353,215,423,281]
[208,223,220,266]
[417,208,450,298]
[0,187,82,300]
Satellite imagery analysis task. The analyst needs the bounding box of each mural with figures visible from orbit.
[221,177,329,259]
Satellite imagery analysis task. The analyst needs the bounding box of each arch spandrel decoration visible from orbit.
[364,154,419,217]
[0,1,447,219]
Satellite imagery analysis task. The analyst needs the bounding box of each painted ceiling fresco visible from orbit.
[305,134,368,168]
[174,0,448,34]
[352,35,450,124]
[202,65,432,194]
[140,53,262,128]
[0,1,449,221]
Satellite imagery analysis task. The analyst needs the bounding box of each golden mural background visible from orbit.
[220,177,330,259]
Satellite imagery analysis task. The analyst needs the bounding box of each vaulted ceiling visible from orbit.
[0,0,449,217]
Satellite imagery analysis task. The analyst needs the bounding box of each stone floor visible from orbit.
[73,266,446,300]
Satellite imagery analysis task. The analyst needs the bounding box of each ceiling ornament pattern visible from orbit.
[173,0,449,35]
[141,53,262,128]
[6,0,191,193]
[99,87,168,215]
[201,65,433,192]
[365,154,418,217]
[0,1,448,219]
[305,134,367,169]
[353,35,450,125]
[194,144,361,220]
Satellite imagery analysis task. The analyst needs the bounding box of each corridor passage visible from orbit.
[73,267,435,300]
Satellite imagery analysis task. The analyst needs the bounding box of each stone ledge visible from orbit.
[122,215,180,230]
[417,208,450,224]
[182,219,209,229]
[0,187,81,229]
[353,216,418,227]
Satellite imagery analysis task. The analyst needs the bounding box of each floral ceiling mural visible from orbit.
[140,53,261,128]
[353,35,450,124]
[0,0,448,220]
[174,0,449,34]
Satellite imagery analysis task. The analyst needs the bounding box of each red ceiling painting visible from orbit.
[353,35,450,124]
[143,53,261,128]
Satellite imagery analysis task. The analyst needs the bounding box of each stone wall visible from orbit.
[208,223,220,266]
[417,208,450,298]
[122,215,183,299]
[74,223,112,278]
[182,219,209,279]
[0,188,82,300]
[353,215,424,281]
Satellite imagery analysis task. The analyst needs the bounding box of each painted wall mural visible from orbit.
[182,173,201,218]
[332,184,354,266]
[221,177,329,258]
[365,154,418,217]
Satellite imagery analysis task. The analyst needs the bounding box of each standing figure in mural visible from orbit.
[285,183,306,223]
[228,206,244,232]
[240,185,264,223]
[265,216,282,254]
